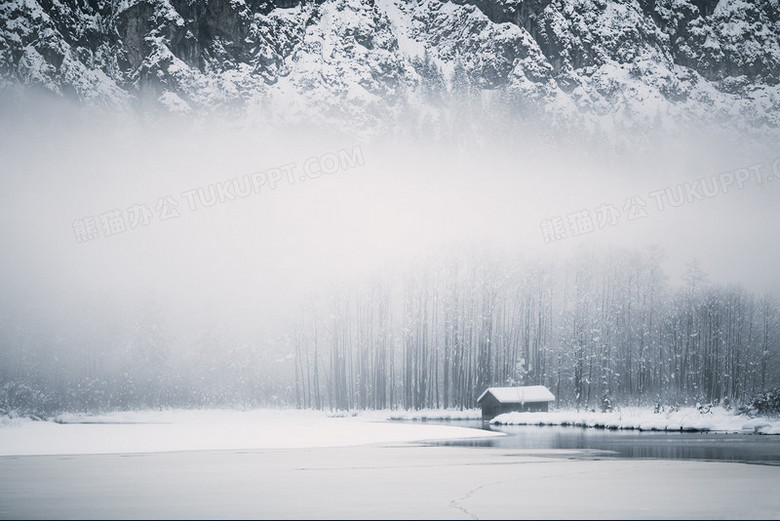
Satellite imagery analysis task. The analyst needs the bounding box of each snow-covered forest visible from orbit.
[289,249,780,411]
[2,246,778,416]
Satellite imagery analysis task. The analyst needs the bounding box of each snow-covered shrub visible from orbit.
[653,396,664,414]
[741,388,780,417]
[0,381,55,420]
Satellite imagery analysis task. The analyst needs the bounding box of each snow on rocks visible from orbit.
[3,0,780,134]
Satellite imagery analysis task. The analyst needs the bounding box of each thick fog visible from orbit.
[1,94,779,412]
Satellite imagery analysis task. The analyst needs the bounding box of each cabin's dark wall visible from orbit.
[478,393,550,420]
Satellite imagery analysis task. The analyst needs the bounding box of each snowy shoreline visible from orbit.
[333,406,780,435]
[2,405,778,459]
[491,406,780,434]
[4,405,778,434]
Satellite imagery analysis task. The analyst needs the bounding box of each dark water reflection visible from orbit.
[425,421,780,464]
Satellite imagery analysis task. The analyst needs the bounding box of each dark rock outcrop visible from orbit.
[1,0,779,131]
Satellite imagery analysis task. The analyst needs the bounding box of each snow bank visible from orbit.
[491,406,780,434]
[385,409,482,421]
[0,408,502,456]
[337,408,481,421]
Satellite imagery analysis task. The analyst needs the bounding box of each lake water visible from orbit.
[425,421,780,464]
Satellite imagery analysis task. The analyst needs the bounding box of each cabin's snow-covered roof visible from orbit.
[477,386,555,404]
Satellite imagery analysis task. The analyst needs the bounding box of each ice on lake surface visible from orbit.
[3,444,780,519]
[2,410,780,519]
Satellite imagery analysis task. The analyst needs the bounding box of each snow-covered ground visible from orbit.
[0,408,500,456]
[492,406,780,434]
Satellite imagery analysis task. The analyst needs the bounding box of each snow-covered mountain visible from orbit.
[2,0,779,134]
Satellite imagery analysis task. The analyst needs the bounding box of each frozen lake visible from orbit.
[2,411,780,519]
[428,421,780,464]
[2,444,780,519]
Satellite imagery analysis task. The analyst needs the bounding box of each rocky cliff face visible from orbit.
[2,0,779,134]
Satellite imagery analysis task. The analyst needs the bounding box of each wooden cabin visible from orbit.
[477,385,555,420]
